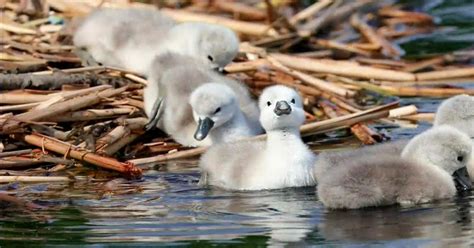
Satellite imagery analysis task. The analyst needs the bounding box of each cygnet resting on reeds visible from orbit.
[73,8,239,74]
[144,53,262,147]
[318,126,473,209]
[199,85,317,191]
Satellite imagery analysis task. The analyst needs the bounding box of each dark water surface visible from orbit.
[1,1,474,247]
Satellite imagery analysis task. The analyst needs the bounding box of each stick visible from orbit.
[0,176,71,183]
[160,8,278,36]
[16,133,142,178]
[268,55,353,97]
[416,68,474,81]
[271,53,416,81]
[1,87,127,133]
[289,0,332,25]
[350,13,401,57]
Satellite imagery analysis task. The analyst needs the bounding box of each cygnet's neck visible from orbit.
[266,127,302,148]
[209,110,251,143]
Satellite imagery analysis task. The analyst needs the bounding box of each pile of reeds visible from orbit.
[0,0,473,181]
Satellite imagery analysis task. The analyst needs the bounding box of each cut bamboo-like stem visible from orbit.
[268,56,353,97]
[17,133,142,178]
[161,8,278,36]
[224,59,269,73]
[416,68,474,81]
[0,176,71,183]
[271,53,415,81]
[289,0,332,25]
[48,108,134,122]
[1,87,127,133]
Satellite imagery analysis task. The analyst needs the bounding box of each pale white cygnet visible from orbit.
[199,85,317,190]
[73,8,239,74]
[145,53,262,147]
[318,125,473,209]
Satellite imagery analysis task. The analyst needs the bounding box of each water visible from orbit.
[1,1,474,247]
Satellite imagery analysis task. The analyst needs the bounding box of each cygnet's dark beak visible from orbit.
[453,167,472,192]
[274,101,292,116]
[194,117,215,141]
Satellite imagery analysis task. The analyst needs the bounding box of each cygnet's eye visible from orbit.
[457,155,464,162]
[207,55,214,62]
[214,107,221,114]
[291,98,296,104]
[266,101,271,106]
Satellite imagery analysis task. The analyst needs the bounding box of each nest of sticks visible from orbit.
[0,0,473,183]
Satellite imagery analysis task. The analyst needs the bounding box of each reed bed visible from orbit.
[0,0,472,182]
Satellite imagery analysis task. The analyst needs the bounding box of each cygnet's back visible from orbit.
[318,126,473,209]
[314,140,408,182]
[199,86,316,190]
[74,8,176,72]
[146,53,261,147]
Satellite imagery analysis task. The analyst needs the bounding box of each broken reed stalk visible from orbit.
[267,55,353,97]
[0,149,33,158]
[1,86,127,133]
[415,67,474,81]
[129,101,399,165]
[48,108,134,122]
[0,176,71,183]
[350,13,400,57]
[289,0,333,25]
[160,8,278,36]
[15,133,142,178]
[271,53,416,81]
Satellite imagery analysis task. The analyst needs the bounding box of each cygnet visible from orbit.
[73,8,239,74]
[199,85,317,190]
[145,53,262,147]
[317,125,473,209]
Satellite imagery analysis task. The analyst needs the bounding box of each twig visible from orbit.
[15,133,142,178]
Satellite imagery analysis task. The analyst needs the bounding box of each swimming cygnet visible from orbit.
[199,85,317,190]
[73,8,239,74]
[145,53,262,147]
[317,125,473,209]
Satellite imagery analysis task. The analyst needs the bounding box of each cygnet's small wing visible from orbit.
[314,140,408,182]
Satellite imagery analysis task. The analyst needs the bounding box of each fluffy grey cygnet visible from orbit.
[318,125,473,209]
[144,53,262,147]
[199,85,317,191]
[73,8,239,74]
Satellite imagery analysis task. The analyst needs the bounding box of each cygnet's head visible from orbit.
[434,94,474,137]
[189,83,239,141]
[193,23,239,70]
[258,85,305,132]
[401,125,473,192]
